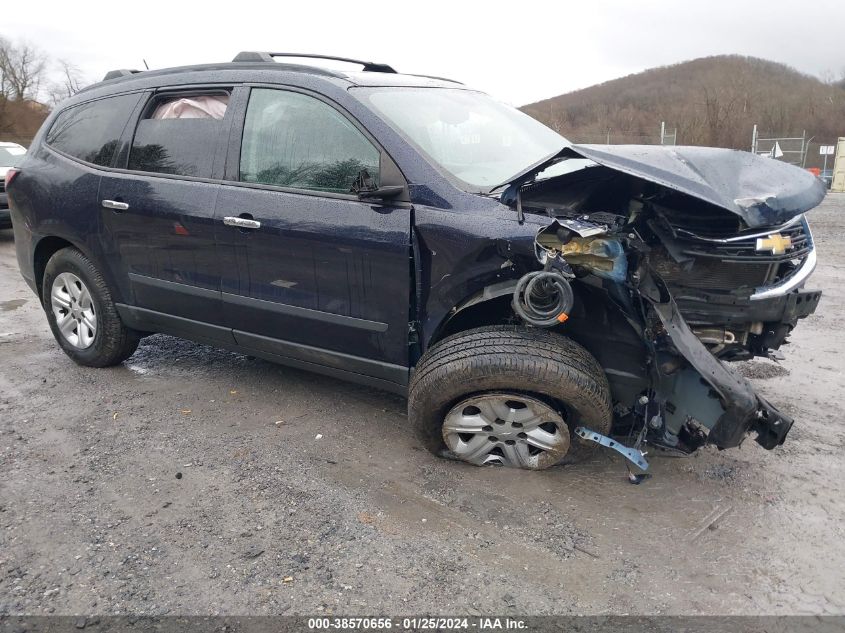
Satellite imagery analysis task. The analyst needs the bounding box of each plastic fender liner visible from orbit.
[639,272,793,449]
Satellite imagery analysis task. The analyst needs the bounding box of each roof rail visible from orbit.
[232,52,397,74]
[102,69,142,81]
[406,73,464,85]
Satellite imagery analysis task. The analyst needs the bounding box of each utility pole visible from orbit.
[801,131,808,168]
[659,122,677,145]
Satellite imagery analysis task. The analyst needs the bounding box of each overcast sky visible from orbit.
[4,0,844,105]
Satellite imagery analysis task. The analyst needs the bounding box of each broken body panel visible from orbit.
[416,144,823,454]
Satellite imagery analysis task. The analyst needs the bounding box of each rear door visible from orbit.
[99,88,235,342]
[214,86,412,386]
[38,92,144,288]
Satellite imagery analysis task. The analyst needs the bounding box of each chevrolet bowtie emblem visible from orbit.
[756,233,792,255]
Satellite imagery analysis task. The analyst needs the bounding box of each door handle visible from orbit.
[223,216,261,230]
[102,199,129,211]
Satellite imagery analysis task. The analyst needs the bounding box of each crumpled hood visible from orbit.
[503,144,826,228]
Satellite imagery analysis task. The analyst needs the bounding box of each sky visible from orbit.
[3,0,844,106]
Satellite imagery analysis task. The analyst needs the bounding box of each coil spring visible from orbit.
[512,270,574,328]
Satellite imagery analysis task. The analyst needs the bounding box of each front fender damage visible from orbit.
[514,215,795,457]
[493,142,824,459]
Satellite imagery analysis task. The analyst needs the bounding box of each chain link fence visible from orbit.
[564,131,669,145]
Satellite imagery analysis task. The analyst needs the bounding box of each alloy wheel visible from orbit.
[51,272,97,349]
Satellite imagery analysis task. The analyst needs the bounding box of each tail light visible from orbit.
[4,168,20,189]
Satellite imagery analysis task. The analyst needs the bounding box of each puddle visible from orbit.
[0,299,27,312]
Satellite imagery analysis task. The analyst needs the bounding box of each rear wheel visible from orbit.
[42,247,140,367]
[408,325,612,470]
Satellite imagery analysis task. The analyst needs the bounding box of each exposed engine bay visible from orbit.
[499,144,825,465]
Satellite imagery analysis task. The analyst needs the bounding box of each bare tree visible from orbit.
[48,60,87,104]
[546,103,570,134]
[819,67,845,86]
[0,38,52,143]
[0,37,47,100]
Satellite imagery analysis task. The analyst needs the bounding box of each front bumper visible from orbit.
[675,286,821,329]
[667,237,821,356]
[657,215,820,353]
[642,274,794,450]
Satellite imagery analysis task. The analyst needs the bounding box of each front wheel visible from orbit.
[42,247,140,367]
[408,325,612,470]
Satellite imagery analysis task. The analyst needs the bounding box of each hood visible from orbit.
[502,144,826,228]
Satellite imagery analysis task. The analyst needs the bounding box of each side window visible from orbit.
[240,88,379,194]
[128,93,230,178]
[46,93,140,166]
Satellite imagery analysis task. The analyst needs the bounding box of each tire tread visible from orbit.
[408,325,612,467]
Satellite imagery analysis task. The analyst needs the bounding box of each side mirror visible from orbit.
[357,185,404,201]
[352,168,405,202]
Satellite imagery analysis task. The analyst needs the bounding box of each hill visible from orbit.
[0,98,49,147]
[520,55,845,167]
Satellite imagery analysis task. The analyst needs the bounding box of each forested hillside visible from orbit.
[521,55,845,167]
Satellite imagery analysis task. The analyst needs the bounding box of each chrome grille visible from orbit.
[655,201,813,263]
[676,219,812,263]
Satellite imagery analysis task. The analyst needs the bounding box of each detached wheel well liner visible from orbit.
[427,278,592,348]
[423,281,646,409]
[428,293,516,348]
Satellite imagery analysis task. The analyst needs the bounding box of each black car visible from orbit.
[7,52,824,471]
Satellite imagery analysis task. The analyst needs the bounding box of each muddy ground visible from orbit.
[1,195,844,617]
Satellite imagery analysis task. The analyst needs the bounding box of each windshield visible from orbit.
[0,146,26,168]
[355,87,568,191]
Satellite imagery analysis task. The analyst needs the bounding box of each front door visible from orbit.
[214,87,412,386]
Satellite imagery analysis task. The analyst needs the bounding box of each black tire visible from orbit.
[408,325,612,466]
[42,247,140,367]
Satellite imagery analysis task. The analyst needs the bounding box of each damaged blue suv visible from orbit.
[7,52,824,471]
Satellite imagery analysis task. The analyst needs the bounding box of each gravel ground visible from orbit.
[1,195,844,616]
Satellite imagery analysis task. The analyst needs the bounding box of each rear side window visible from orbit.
[239,88,379,194]
[46,93,140,166]
[128,93,230,178]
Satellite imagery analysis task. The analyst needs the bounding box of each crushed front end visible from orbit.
[648,202,820,363]
[504,144,825,454]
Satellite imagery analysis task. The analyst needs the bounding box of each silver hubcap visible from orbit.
[442,393,570,470]
[51,272,97,349]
